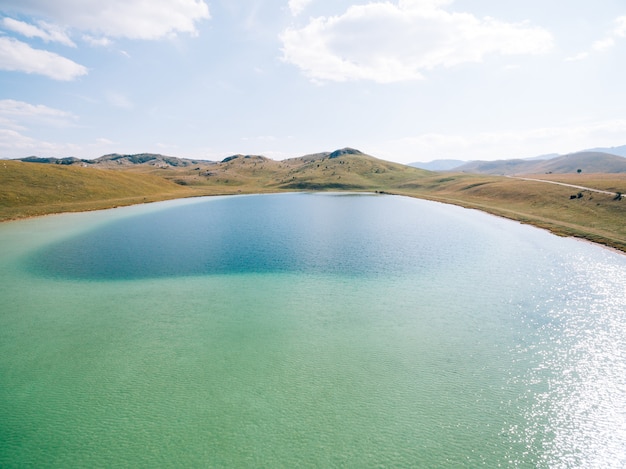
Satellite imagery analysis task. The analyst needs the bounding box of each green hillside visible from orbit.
[0,160,191,220]
[107,148,431,193]
[2,151,626,253]
[0,150,431,220]
[394,172,626,251]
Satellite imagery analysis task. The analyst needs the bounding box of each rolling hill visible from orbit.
[586,144,626,158]
[0,159,191,220]
[54,148,432,192]
[455,151,626,175]
[19,153,212,168]
[3,148,625,253]
[3,148,432,219]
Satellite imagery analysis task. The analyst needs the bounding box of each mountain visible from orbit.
[205,147,430,191]
[15,147,431,190]
[5,148,626,252]
[409,152,560,172]
[328,147,364,158]
[454,158,538,174]
[19,156,86,165]
[17,153,213,168]
[409,159,466,171]
[17,147,626,179]
[586,144,626,158]
[533,152,626,174]
[455,151,626,175]
[92,153,211,167]
[524,153,560,161]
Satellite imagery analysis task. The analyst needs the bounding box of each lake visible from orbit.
[1,192,625,467]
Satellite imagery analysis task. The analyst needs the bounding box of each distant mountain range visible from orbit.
[16,148,369,167]
[410,146,626,174]
[407,159,467,171]
[13,147,433,194]
[19,153,208,167]
[14,144,626,175]
[15,148,390,170]
[586,144,626,157]
[453,151,626,175]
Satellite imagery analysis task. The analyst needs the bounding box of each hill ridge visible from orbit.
[455,151,626,175]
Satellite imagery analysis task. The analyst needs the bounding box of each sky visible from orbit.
[0,0,625,164]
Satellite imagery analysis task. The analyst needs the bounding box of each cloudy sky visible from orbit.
[0,0,625,164]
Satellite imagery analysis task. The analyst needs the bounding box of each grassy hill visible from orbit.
[274,148,427,190]
[394,172,626,251]
[2,150,626,253]
[0,160,193,220]
[100,148,431,193]
[456,151,626,175]
[587,144,626,157]
[2,149,431,221]
[534,152,626,174]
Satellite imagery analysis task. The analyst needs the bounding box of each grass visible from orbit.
[392,173,626,252]
[2,157,625,253]
[0,161,195,220]
[123,153,429,192]
[520,173,626,193]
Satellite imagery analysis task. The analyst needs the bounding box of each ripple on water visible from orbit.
[1,193,626,467]
[511,255,626,468]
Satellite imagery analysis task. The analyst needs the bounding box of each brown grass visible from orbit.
[392,173,626,252]
[2,158,625,253]
[0,161,195,220]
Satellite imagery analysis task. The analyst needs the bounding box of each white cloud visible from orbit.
[281,1,553,83]
[400,0,453,7]
[82,35,112,47]
[565,52,589,62]
[1,0,210,40]
[0,100,78,156]
[0,99,77,126]
[0,128,81,157]
[375,120,626,163]
[1,17,75,47]
[613,16,626,37]
[593,37,615,52]
[568,15,626,60]
[0,128,119,158]
[0,128,39,153]
[288,0,314,16]
[0,37,87,80]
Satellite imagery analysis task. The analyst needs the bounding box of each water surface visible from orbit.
[1,193,625,467]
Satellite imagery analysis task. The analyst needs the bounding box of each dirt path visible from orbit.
[508,176,619,196]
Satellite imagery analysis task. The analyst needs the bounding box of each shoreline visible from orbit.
[2,189,625,256]
[389,190,626,256]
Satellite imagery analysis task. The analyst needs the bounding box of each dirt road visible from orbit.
[508,176,619,196]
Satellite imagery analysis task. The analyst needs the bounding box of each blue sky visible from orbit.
[0,0,625,164]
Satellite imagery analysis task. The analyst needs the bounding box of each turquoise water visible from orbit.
[1,193,625,467]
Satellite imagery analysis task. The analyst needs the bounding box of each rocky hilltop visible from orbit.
[18,153,212,168]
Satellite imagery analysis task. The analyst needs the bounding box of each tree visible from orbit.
[577,168,582,174]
